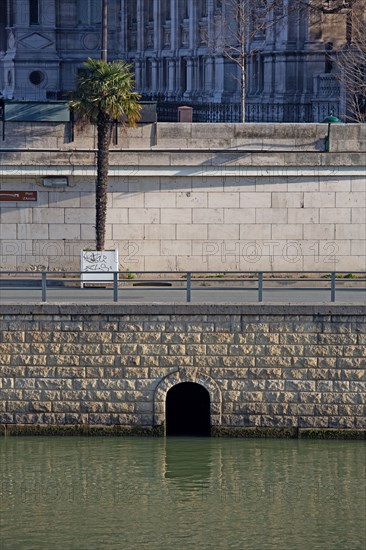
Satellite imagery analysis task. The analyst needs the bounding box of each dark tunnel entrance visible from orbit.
[166,382,211,436]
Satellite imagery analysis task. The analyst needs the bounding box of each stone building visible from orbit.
[0,0,360,121]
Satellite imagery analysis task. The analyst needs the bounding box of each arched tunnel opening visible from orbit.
[166,382,211,437]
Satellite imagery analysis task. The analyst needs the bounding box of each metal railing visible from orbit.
[0,271,365,304]
[141,95,315,123]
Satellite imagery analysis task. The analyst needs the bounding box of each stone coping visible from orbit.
[0,303,365,316]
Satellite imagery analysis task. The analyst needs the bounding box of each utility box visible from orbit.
[178,106,193,122]
[139,101,157,123]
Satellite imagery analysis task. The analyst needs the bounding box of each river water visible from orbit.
[0,437,365,550]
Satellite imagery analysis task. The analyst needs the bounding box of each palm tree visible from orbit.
[71,57,141,250]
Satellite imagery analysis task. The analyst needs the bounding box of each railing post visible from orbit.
[41,272,47,302]
[186,272,191,303]
[258,272,263,303]
[331,272,336,302]
[113,271,118,303]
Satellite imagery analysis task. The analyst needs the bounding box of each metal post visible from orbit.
[325,123,331,152]
[113,271,118,302]
[186,272,191,303]
[258,272,263,303]
[41,272,47,302]
[331,272,336,302]
[101,0,108,61]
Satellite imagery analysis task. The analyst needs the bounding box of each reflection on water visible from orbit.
[0,437,365,550]
[164,438,212,492]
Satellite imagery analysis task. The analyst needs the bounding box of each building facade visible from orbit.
[0,0,359,121]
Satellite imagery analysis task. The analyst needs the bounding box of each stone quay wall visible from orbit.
[0,304,365,436]
[0,122,365,272]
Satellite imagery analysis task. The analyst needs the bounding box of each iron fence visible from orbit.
[142,96,315,123]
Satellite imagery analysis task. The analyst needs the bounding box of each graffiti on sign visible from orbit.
[82,252,115,272]
[80,250,119,286]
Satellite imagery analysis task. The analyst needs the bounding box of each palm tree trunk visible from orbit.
[96,111,111,251]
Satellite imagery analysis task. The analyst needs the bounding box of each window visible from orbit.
[145,59,152,90]
[9,0,15,26]
[164,0,171,21]
[78,0,102,25]
[29,70,45,85]
[200,0,208,18]
[0,0,6,25]
[29,0,39,25]
[0,0,6,50]
[181,0,188,19]
[148,0,153,22]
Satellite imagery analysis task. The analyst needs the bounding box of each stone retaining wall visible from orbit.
[0,122,365,271]
[0,305,365,434]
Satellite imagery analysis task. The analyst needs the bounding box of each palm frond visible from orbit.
[70,58,141,124]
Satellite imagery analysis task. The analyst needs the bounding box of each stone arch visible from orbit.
[153,368,222,429]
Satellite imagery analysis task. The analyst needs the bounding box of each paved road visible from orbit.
[1,285,365,304]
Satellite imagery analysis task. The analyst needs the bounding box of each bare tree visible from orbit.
[334,0,366,121]
[208,0,297,122]
[209,0,365,122]
[300,0,366,121]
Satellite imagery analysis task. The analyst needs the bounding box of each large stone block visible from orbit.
[192,208,224,224]
[144,192,176,208]
[33,209,65,224]
[0,208,33,224]
[256,208,288,223]
[49,224,80,240]
[112,192,144,208]
[161,208,191,224]
[0,224,17,239]
[336,192,366,208]
[336,224,365,240]
[304,192,335,208]
[288,208,319,224]
[223,208,255,223]
[176,192,207,208]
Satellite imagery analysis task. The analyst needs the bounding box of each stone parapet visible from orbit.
[1,122,366,153]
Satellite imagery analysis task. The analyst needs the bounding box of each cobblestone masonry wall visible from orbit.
[0,305,365,433]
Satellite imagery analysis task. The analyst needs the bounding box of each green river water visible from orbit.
[0,437,365,550]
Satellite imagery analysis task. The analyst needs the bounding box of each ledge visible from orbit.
[212,427,366,439]
[0,302,365,316]
[0,424,164,437]
[1,425,365,439]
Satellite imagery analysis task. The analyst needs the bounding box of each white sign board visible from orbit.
[81,250,119,286]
